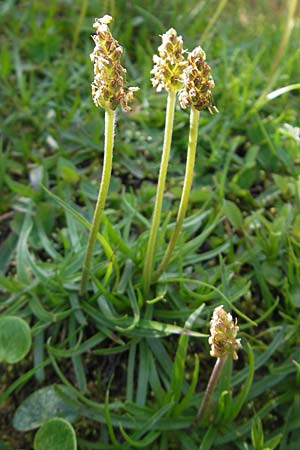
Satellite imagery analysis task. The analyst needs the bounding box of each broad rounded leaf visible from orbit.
[34,418,77,450]
[0,316,32,364]
[13,385,79,431]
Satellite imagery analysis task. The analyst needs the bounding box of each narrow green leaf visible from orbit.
[69,316,87,392]
[47,331,106,358]
[168,304,204,407]
[223,199,243,228]
[159,277,257,326]
[42,185,119,281]
[168,333,189,403]
[120,427,160,448]
[251,417,264,449]
[233,328,285,386]
[33,330,45,383]
[16,212,33,283]
[117,282,140,331]
[173,354,200,416]
[104,385,120,448]
[148,351,166,403]
[265,433,283,450]
[226,343,255,422]
[199,425,217,450]
[0,359,51,406]
[266,83,300,100]
[136,340,150,406]
[126,342,137,402]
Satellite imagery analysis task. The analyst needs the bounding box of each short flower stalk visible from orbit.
[195,305,241,423]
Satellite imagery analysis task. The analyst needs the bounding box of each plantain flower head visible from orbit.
[151,28,188,92]
[179,46,217,113]
[209,305,241,360]
[90,15,138,111]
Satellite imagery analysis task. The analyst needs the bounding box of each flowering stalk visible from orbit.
[80,109,115,295]
[195,305,242,423]
[143,89,176,295]
[143,28,187,295]
[155,46,217,280]
[196,355,227,422]
[80,15,138,296]
[154,106,199,280]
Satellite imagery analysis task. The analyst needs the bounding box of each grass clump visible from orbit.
[0,0,300,449]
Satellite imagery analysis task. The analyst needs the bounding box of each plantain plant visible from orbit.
[80,15,138,296]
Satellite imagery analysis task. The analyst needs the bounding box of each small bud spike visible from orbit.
[209,305,242,360]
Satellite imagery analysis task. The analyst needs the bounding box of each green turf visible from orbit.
[1,0,300,448]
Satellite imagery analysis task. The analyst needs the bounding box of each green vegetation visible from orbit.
[0,0,300,448]
[0,316,32,363]
[34,418,77,450]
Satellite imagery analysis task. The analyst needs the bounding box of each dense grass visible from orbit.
[1,0,300,448]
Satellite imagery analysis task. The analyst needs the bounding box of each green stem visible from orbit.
[80,109,115,296]
[155,107,199,280]
[251,0,298,113]
[195,356,227,424]
[200,0,228,43]
[143,90,177,296]
[72,0,88,52]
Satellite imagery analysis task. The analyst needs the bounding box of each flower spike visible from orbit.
[151,28,187,92]
[179,46,217,113]
[195,306,242,423]
[209,305,242,360]
[81,15,138,296]
[90,15,138,111]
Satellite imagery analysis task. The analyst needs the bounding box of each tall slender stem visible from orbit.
[251,0,298,113]
[72,0,88,51]
[80,109,115,296]
[200,0,228,44]
[143,90,177,296]
[155,107,199,280]
[195,356,227,424]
